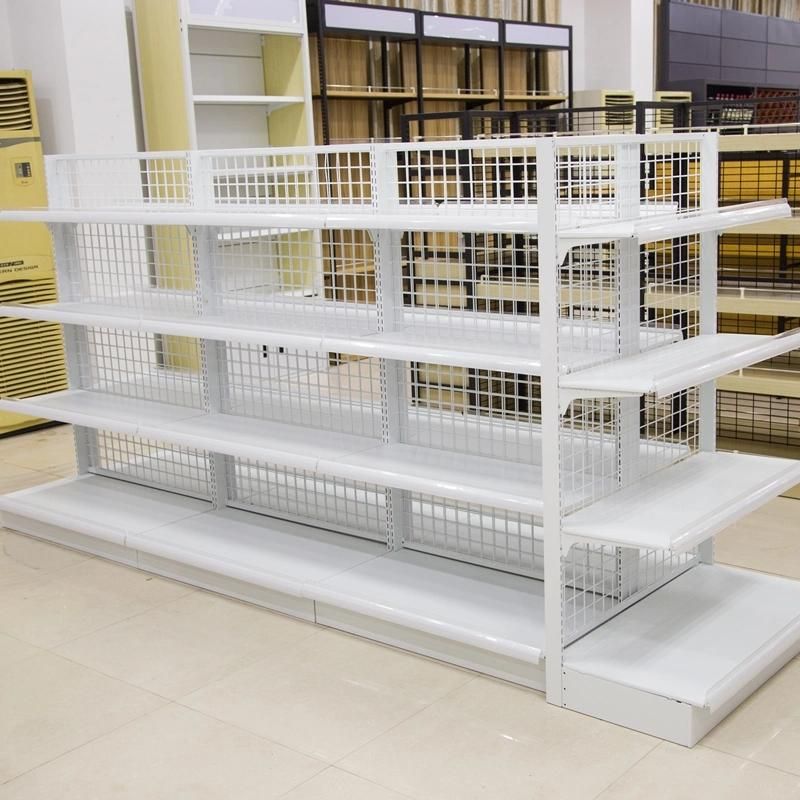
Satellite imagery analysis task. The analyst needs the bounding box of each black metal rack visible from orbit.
[308,0,572,144]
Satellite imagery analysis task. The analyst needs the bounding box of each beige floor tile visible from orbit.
[0,529,90,589]
[716,497,800,579]
[0,651,163,784]
[596,741,800,799]
[0,703,323,800]
[280,767,412,800]
[55,590,317,700]
[0,632,40,671]
[703,659,800,775]
[184,628,472,763]
[0,463,59,494]
[52,557,195,607]
[0,556,184,649]
[338,677,657,800]
[0,427,76,474]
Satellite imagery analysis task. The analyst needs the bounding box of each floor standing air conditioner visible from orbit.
[654,90,692,131]
[573,89,636,132]
[0,70,67,436]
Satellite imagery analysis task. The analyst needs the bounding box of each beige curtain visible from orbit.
[680,0,800,21]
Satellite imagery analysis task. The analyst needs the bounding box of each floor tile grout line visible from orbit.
[0,691,172,788]
[695,741,800,780]
[587,739,665,800]
[169,698,330,774]
[328,674,479,769]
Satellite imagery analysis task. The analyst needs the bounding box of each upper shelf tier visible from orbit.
[560,330,800,399]
[562,451,800,553]
[0,199,790,242]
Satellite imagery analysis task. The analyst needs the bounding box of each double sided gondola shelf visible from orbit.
[0,133,799,746]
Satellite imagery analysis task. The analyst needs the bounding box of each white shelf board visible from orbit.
[560,200,791,245]
[0,475,544,666]
[314,548,544,664]
[193,94,304,112]
[130,506,385,597]
[0,389,548,513]
[562,451,800,552]
[323,443,547,515]
[0,474,209,545]
[563,563,800,710]
[561,330,800,398]
[1,200,761,242]
[0,390,205,433]
[0,300,680,375]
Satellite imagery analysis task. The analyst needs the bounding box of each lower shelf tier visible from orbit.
[0,475,546,685]
[3,474,800,744]
[563,563,800,745]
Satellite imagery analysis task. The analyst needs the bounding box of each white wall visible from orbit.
[0,0,137,154]
[560,0,655,100]
[0,1,13,71]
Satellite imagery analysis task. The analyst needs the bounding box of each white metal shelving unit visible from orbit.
[1,133,800,745]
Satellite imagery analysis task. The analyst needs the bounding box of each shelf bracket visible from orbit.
[558,387,639,415]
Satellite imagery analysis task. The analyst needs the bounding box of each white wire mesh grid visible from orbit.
[563,543,698,643]
[85,428,212,499]
[209,227,374,334]
[222,345,382,437]
[47,154,193,210]
[405,493,544,576]
[225,457,387,542]
[76,327,204,409]
[60,223,198,314]
[198,147,372,209]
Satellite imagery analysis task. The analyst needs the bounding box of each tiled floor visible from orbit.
[0,424,799,799]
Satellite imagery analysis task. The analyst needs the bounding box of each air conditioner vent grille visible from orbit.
[0,77,33,131]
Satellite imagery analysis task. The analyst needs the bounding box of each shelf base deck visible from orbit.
[0,475,546,688]
[4,475,799,743]
[563,564,800,746]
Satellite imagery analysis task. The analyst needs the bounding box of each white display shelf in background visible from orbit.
[192,94,305,111]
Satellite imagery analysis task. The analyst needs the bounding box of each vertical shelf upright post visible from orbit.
[372,144,407,552]
[536,136,564,705]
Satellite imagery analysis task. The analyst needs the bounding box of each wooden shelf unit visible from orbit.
[134,0,315,150]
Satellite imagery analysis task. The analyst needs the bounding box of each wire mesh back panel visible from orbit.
[59,223,198,315]
[555,136,706,641]
[222,346,386,541]
[75,327,204,408]
[84,428,212,499]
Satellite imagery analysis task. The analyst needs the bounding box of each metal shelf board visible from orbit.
[561,330,800,398]
[563,563,800,710]
[0,475,545,666]
[193,95,305,111]
[0,390,551,513]
[0,474,210,546]
[562,451,800,552]
[0,301,679,375]
[313,548,545,664]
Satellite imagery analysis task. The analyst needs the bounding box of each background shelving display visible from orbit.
[1,133,799,747]
[134,0,316,150]
[310,0,572,144]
